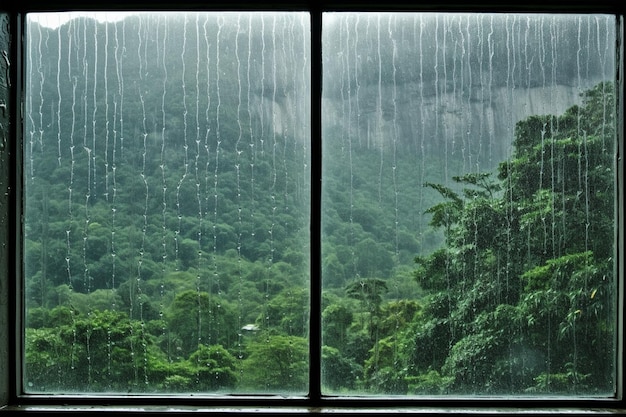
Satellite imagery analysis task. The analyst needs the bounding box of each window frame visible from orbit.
[0,0,624,414]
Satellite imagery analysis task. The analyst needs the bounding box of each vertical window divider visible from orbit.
[310,7,323,404]
[617,13,625,405]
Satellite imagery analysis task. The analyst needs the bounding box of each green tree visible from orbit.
[183,344,238,391]
[261,287,309,337]
[167,290,238,357]
[25,309,170,392]
[322,302,354,349]
[345,278,388,313]
[322,346,363,392]
[345,278,388,340]
[240,334,308,392]
[405,83,616,394]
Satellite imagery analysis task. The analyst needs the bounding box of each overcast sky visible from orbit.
[27,12,137,29]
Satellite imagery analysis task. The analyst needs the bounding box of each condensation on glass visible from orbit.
[23,12,310,394]
[321,13,617,396]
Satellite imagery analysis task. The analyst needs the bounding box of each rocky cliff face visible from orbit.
[320,13,615,173]
[322,79,606,172]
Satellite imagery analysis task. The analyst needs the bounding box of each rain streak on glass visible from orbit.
[23,12,310,394]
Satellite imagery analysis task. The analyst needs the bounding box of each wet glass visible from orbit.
[23,11,310,395]
[321,13,617,396]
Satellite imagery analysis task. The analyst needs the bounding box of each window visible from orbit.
[322,12,619,397]
[0,1,624,414]
[23,11,311,395]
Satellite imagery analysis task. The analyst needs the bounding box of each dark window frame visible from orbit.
[0,0,624,414]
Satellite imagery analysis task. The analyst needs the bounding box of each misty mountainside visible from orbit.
[320,13,614,288]
[322,13,613,163]
[324,83,597,161]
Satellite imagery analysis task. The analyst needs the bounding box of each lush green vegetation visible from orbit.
[375,82,616,395]
[23,15,616,395]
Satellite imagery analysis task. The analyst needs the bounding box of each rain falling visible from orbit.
[24,12,310,394]
[321,12,616,395]
[23,11,617,396]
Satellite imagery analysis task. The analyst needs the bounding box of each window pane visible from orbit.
[24,11,310,394]
[321,13,617,396]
